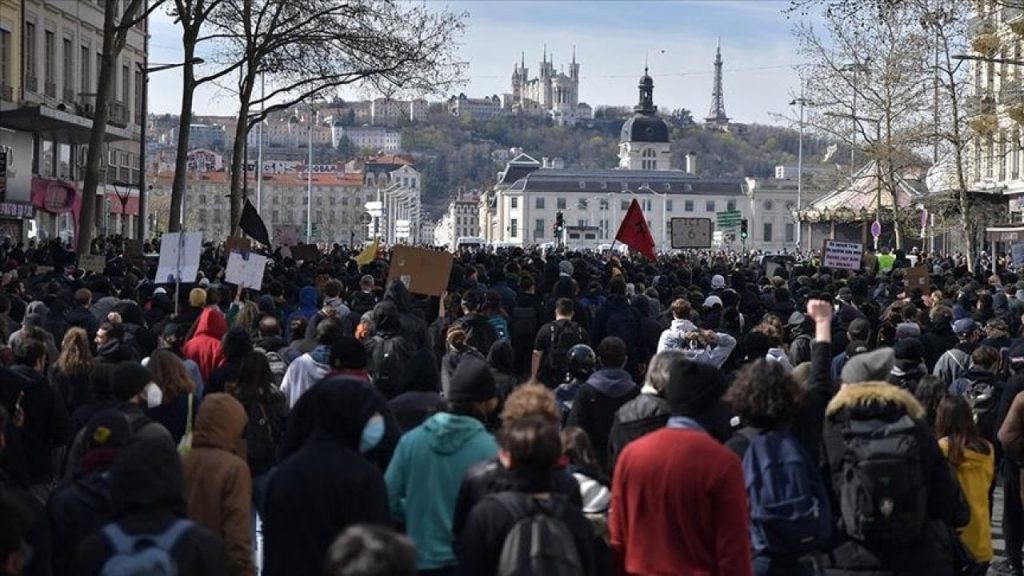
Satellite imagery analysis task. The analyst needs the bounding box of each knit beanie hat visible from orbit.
[894,322,921,340]
[83,409,132,450]
[893,338,924,364]
[841,347,896,384]
[447,357,496,403]
[665,359,729,417]
[330,336,368,370]
[189,288,207,308]
[111,361,153,401]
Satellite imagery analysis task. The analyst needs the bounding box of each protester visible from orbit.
[388,348,446,432]
[607,349,681,472]
[145,349,199,443]
[533,297,588,389]
[49,328,94,415]
[280,318,339,408]
[182,307,228,383]
[324,524,417,576]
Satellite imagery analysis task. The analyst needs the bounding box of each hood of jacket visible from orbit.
[384,279,414,313]
[193,307,227,341]
[192,393,248,452]
[25,300,50,319]
[586,368,637,398]
[298,286,319,310]
[96,338,135,362]
[826,381,925,421]
[670,318,698,332]
[486,339,516,374]
[254,335,287,353]
[604,293,630,312]
[372,300,402,334]
[110,438,187,517]
[422,411,488,455]
[303,375,386,450]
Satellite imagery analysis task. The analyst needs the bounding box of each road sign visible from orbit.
[359,212,372,225]
[870,220,881,238]
[365,201,383,210]
[670,217,713,249]
[716,210,741,230]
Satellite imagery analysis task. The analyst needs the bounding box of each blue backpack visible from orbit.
[99,519,193,576]
[489,314,511,341]
[742,429,832,557]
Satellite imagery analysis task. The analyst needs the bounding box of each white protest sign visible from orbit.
[821,240,863,271]
[155,232,202,284]
[225,250,268,289]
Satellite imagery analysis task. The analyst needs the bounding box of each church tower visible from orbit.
[618,68,671,171]
[569,46,580,107]
[704,38,730,130]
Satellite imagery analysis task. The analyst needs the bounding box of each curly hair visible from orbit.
[55,327,93,376]
[753,320,784,347]
[500,383,559,425]
[725,359,802,429]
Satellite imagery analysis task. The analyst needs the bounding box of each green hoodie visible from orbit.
[385,411,498,569]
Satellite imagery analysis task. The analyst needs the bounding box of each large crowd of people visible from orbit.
[0,235,1021,576]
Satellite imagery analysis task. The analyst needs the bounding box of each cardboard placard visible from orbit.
[79,254,106,274]
[224,236,252,254]
[904,266,929,290]
[225,250,268,289]
[821,240,863,271]
[155,232,203,284]
[387,245,454,297]
[289,243,320,262]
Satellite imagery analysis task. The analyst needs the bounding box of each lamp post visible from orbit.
[292,102,317,244]
[136,57,204,241]
[790,88,809,250]
[841,61,870,171]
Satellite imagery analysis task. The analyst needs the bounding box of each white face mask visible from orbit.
[144,382,163,409]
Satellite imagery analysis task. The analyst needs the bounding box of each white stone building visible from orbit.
[330,123,402,153]
[448,94,508,121]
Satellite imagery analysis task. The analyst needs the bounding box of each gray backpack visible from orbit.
[99,519,192,576]
[492,492,583,576]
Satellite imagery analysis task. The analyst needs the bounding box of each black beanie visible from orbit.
[111,362,152,402]
[665,359,729,417]
[447,357,496,403]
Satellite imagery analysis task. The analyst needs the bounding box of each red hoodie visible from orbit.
[182,308,227,382]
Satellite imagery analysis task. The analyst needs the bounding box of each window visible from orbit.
[621,199,629,210]
[62,38,72,97]
[578,198,588,210]
[80,45,89,93]
[121,63,129,105]
[785,223,795,243]
[666,199,673,212]
[134,67,143,123]
[510,197,518,209]
[684,200,694,212]
[0,28,10,89]
[1014,129,1022,180]
[643,199,652,211]
[763,222,773,242]
[727,200,736,211]
[764,200,775,211]
[535,218,545,236]
[1000,132,1008,181]
[510,218,518,238]
[557,197,566,210]
[705,200,716,212]
[24,22,35,84]
[599,199,608,211]
[44,30,54,84]
[535,196,545,209]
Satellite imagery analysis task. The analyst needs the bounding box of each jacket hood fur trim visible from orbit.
[825,381,925,420]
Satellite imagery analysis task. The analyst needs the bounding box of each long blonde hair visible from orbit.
[234,301,260,333]
[56,327,93,376]
[148,349,196,403]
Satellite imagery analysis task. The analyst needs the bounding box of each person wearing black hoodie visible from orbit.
[567,337,640,473]
[380,280,430,350]
[74,438,229,575]
[388,348,446,432]
[920,305,958,373]
[487,340,521,405]
[206,327,252,395]
[262,377,391,576]
[888,338,929,393]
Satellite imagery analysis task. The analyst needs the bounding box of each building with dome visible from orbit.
[479,70,754,250]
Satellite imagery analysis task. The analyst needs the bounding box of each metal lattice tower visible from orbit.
[705,38,730,129]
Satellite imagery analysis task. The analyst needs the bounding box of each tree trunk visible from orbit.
[76,1,119,254]
[169,55,197,232]
[228,95,251,235]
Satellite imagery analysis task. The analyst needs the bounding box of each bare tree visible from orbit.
[77,0,166,254]
[794,3,934,249]
[204,0,466,235]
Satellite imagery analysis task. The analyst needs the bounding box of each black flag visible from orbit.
[239,199,271,247]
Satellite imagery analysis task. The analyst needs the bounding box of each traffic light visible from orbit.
[740,219,748,240]
[554,211,565,236]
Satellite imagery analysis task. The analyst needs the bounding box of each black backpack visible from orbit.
[545,321,584,382]
[838,414,927,549]
[951,376,999,439]
[367,334,414,399]
[491,492,583,576]
[510,306,539,346]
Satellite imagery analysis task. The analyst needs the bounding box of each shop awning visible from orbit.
[0,104,135,144]
[985,224,1024,242]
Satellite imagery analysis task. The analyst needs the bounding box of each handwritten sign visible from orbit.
[225,250,268,289]
[386,245,454,297]
[904,266,929,290]
[79,254,106,274]
[155,232,202,284]
[822,240,863,271]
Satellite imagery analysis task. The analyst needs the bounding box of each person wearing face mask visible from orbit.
[261,377,391,576]
[62,362,171,482]
[385,357,499,576]
[181,393,253,576]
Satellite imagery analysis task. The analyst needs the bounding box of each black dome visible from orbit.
[621,114,669,143]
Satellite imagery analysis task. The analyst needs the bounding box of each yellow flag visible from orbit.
[355,240,379,266]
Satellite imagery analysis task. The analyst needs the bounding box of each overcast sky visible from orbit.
[147,0,807,125]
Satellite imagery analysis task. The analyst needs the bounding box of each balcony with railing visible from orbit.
[44,80,56,98]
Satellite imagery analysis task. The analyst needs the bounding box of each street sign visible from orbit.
[365,201,383,210]
[716,210,741,230]
[870,220,881,238]
[670,217,713,249]
[359,212,372,225]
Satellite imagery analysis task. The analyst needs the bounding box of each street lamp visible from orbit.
[136,56,204,241]
[790,88,809,250]
[840,61,870,170]
[291,102,317,244]
[825,111,883,249]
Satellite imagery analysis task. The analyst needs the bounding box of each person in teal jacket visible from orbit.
[385,357,499,575]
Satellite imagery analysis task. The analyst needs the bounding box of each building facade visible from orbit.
[0,0,147,242]
[448,94,508,121]
[510,49,588,126]
[330,124,402,153]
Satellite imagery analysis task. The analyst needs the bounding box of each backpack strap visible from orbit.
[102,519,193,555]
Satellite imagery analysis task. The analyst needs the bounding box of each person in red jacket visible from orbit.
[609,357,752,576]
[182,307,227,383]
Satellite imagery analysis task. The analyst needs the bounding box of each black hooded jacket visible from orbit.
[74,438,229,576]
[262,377,391,576]
[382,280,430,349]
[388,348,446,432]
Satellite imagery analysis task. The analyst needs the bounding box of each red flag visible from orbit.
[615,199,656,261]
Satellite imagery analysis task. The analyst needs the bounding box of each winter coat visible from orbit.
[453,312,499,358]
[939,438,994,563]
[181,394,253,576]
[262,377,391,576]
[382,280,430,349]
[146,392,198,444]
[280,344,330,408]
[182,308,227,383]
[932,344,974,386]
[7,364,69,485]
[240,391,289,478]
[487,339,520,402]
[65,305,99,338]
[49,366,93,416]
[48,458,114,575]
[656,319,737,368]
[567,368,640,472]
[385,411,498,569]
[74,439,230,576]
[388,348,445,432]
[608,390,671,474]
[94,338,138,365]
[822,382,961,576]
[285,286,320,327]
